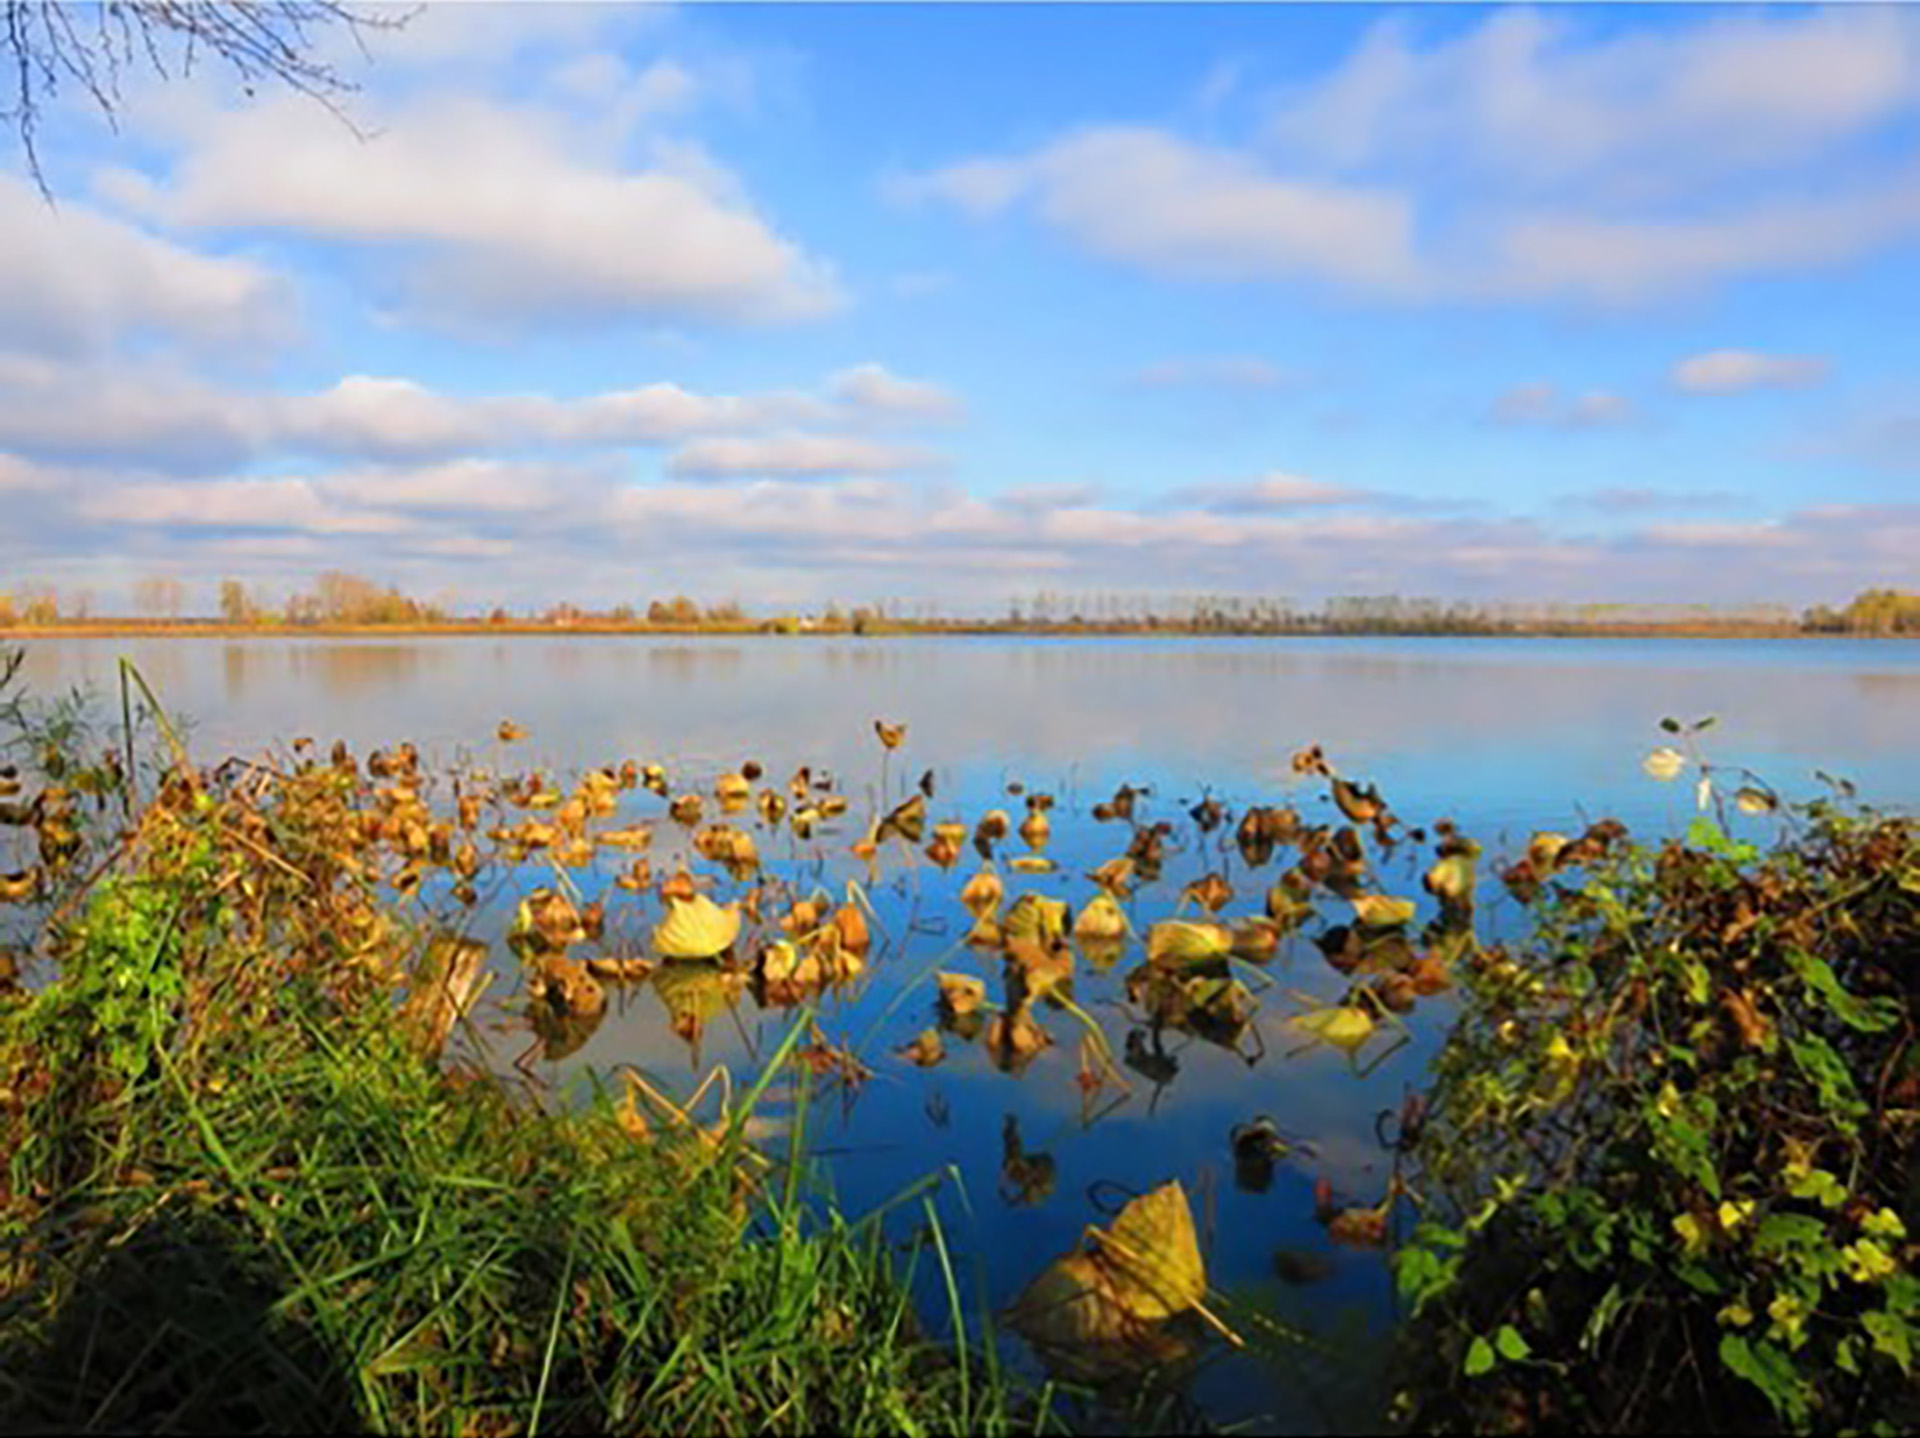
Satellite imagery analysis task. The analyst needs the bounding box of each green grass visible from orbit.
[0,823,1041,1436]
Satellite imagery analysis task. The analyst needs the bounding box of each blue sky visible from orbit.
[1,1,1917,614]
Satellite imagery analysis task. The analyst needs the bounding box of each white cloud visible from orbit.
[107,91,840,330]
[825,363,964,423]
[1637,521,1797,551]
[0,453,58,493]
[1169,474,1368,511]
[904,127,1417,289]
[1671,349,1831,395]
[81,478,409,535]
[666,434,941,480]
[910,9,1920,304]
[0,175,291,358]
[320,459,587,515]
[1485,181,1920,303]
[0,361,955,469]
[1488,382,1636,429]
[1264,8,1920,196]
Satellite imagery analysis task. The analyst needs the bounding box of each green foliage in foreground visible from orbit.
[1394,802,1920,1434]
[0,797,1032,1435]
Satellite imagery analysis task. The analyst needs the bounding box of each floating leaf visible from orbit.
[1182,872,1233,913]
[1331,777,1385,824]
[1073,892,1128,943]
[1351,894,1417,929]
[878,792,927,843]
[936,971,987,1016]
[1423,852,1477,908]
[1229,917,1281,962]
[1097,1181,1206,1321]
[1146,921,1231,967]
[1736,786,1778,816]
[652,894,743,960]
[898,1028,946,1067]
[1005,893,1070,947]
[1291,1004,1376,1051]
[1643,747,1687,782]
[960,867,1005,917]
[986,1004,1053,1071]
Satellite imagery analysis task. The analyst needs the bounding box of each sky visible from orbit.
[2,0,1918,615]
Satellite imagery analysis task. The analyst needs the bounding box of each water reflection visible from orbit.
[285,642,440,698]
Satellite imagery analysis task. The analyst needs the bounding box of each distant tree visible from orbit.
[3,1,412,195]
[133,574,186,620]
[647,596,700,625]
[219,578,258,625]
[0,592,12,627]
[19,584,58,625]
[307,570,428,625]
[1838,588,1920,635]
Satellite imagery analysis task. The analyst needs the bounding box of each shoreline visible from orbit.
[3,621,1911,642]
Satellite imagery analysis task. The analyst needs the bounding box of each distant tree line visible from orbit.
[3,579,1916,636]
[1802,589,1920,635]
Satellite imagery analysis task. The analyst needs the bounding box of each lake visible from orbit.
[11,633,1920,1427]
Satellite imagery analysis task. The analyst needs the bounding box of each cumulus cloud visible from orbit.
[319,459,592,515]
[907,9,1920,304]
[80,478,409,535]
[1671,349,1831,394]
[1168,474,1369,511]
[825,363,964,423]
[1561,487,1741,514]
[0,361,957,471]
[1264,8,1920,194]
[1487,382,1636,429]
[0,453,59,493]
[104,90,840,330]
[0,175,291,358]
[902,127,1418,289]
[665,434,942,480]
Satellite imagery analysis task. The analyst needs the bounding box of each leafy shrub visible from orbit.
[1394,801,1920,1433]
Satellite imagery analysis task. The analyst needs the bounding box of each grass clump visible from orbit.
[1392,799,1920,1434]
[0,713,1031,1434]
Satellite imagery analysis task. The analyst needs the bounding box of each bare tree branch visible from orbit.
[1,1,415,199]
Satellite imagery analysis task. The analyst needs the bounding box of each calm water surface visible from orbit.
[15,634,1920,1427]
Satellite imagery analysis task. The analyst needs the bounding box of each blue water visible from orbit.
[11,633,1920,1427]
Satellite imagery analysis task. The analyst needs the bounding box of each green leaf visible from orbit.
[1863,1310,1914,1375]
[1755,1212,1832,1258]
[1495,1324,1531,1362]
[1582,1283,1626,1354]
[1836,1336,1861,1376]
[1464,1335,1496,1377]
[1719,1333,1810,1423]
[1660,717,1682,734]
[1687,816,1727,852]
[1787,949,1899,1034]
[1394,1245,1456,1314]
[1787,1034,1869,1128]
